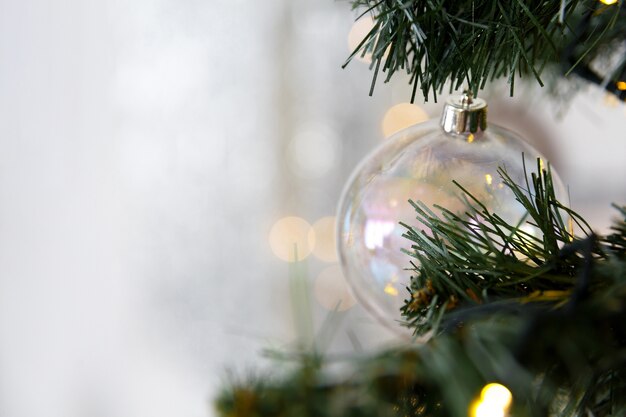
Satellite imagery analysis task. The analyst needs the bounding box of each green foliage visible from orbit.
[215,161,626,417]
[401,160,595,336]
[216,279,626,416]
[345,0,625,101]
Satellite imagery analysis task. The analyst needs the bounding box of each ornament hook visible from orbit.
[440,91,487,136]
[461,90,474,107]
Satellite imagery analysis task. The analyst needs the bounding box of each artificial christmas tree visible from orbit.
[215,1,626,416]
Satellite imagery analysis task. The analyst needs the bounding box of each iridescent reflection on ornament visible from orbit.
[337,119,567,332]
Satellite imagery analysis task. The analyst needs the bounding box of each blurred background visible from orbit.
[0,1,624,417]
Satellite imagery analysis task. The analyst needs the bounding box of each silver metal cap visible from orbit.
[440,92,488,136]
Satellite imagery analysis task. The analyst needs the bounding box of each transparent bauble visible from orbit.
[336,95,567,333]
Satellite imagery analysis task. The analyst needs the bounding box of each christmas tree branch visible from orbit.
[215,161,626,417]
[345,0,626,101]
[216,275,626,416]
[401,159,597,336]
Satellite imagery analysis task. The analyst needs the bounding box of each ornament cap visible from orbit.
[440,91,488,136]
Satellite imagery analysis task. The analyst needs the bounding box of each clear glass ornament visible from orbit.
[337,95,567,332]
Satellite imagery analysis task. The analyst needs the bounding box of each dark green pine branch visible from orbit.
[215,161,626,417]
[345,0,626,102]
[400,159,598,336]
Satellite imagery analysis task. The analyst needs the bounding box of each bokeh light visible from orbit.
[469,383,513,417]
[309,216,338,262]
[269,217,315,262]
[382,103,429,137]
[347,15,376,64]
[599,0,618,5]
[481,384,513,409]
[288,126,339,179]
[314,265,355,311]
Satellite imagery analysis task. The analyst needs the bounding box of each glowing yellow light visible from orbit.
[314,265,355,311]
[308,216,338,262]
[599,0,618,5]
[269,217,314,262]
[470,400,506,417]
[485,174,493,186]
[467,134,475,143]
[469,383,513,417]
[617,81,626,91]
[384,283,399,296]
[382,103,429,137]
[482,384,513,408]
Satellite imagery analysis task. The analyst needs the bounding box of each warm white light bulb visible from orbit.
[469,383,513,417]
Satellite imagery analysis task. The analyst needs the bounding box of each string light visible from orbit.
[469,383,513,417]
[485,174,493,186]
[617,81,626,91]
